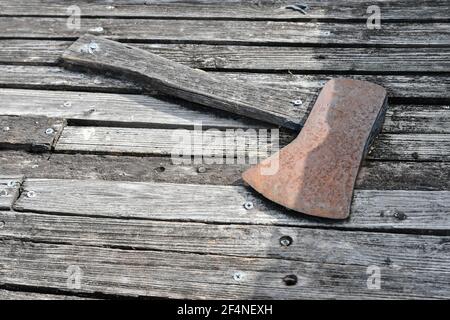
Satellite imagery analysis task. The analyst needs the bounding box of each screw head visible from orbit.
[197,166,207,173]
[393,211,407,221]
[280,235,293,247]
[233,272,243,281]
[26,191,36,198]
[292,99,303,106]
[45,128,55,135]
[0,190,8,197]
[63,101,72,108]
[7,181,19,188]
[243,201,254,210]
[282,274,298,286]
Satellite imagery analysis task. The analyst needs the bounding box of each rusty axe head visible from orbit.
[242,78,388,219]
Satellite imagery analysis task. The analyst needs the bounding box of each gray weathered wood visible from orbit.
[2,210,449,263]
[13,179,450,232]
[2,151,449,190]
[62,35,308,130]
[0,89,264,130]
[55,126,450,161]
[0,289,91,300]
[1,18,449,46]
[0,65,448,101]
[1,89,449,133]
[55,126,282,158]
[370,134,450,161]
[2,209,450,299]
[2,40,450,73]
[0,238,448,299]
[0,0,448,21]
[383,105,450,133]
[0,116,65,152]
[0,176,23,210]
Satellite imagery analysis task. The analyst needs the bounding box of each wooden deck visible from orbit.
[0,0,449,299]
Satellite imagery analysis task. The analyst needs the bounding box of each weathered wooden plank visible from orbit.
[0,151,247,186]
[13,179,450,231]
[223,72,450,102]
[1,18,449,46]
[55,126,282,158]
[0,238,449,299]
[0,89,263,130]
[369,134,450,161]
[2,210,449,264]
[1,89,448,133]
[62,35,308,130]
[0,65,448,101]
[383,105,450,133]
[2,40,450,73]
[0,65,140,93]
[0,289,91,300]
[55,126,450,162]
[0,176,23,210]
[0,0,448,21]
[2,151,449,190]
[0,116,65,152]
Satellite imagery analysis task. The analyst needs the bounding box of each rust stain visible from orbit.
[242,78,387,219]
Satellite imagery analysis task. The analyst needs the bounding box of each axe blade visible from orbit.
[243,78,388,219]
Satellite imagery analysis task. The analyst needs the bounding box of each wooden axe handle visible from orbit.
[61,34,313,130]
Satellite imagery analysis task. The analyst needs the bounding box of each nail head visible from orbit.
[7,181,19,188]
[26,191,36,198]
[280,235,293,247]
[45,128,54,135]
[197,166,207,173]
[233,272,243,281]
[244,201,254,210]
[292,99,303,106]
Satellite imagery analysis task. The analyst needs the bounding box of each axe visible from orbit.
[62,35,388,219]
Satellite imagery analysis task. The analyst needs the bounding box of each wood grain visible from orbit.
[0,237,448,299]
[370,134,450,161]
[3,210,450,263]
[13,179,450,232]
[1,89,448,133]
[1,18,449,46]
[62,35,309,130]
[2,40,450,73]
[0,116,65,152]
[0,289,90,300]
[0,88,264,130]
[2,151,450,190]
[55,126,450,162]
[0,176,23,210]
[0,0,448,21]
[0,65,448,101]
